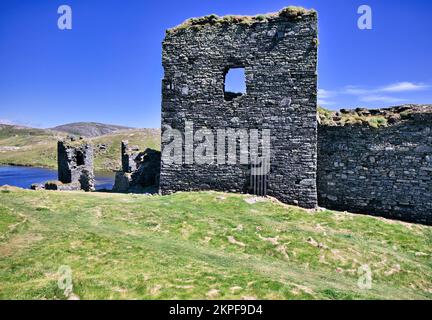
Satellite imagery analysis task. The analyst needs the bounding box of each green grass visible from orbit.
[0,187,431,300]
[368,116,388,128]
[167,6,315,34]
[0,126,64,168]
[0,206,21,235]
[318,108,389,128]
[0,127,160,171]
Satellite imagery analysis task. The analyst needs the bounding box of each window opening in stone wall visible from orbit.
[76,150,85,166]
[224,67,246,101]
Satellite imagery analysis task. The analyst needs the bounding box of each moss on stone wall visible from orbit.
[318,105,432,128]
[167,6,316,34]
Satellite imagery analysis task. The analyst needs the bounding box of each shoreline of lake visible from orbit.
[0,165,115,191]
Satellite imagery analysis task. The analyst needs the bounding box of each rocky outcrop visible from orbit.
[44,181,82,191]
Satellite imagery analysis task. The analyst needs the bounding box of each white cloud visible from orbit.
[342,86,369,95]
[318,89,338,106]
[317,99,336,106]
[342,82,430,96]
[320,81,429,107]
[318,89,335,99]
[380,82,429,93]
[360,95,406,103]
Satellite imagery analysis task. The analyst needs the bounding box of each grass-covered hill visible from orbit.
[0,187,431,300]
[51,122,132,138]
[0,124,160,171]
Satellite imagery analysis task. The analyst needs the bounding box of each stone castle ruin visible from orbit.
[113,141,161,193]
[32,137,95,191]
[39,7,431,225]
[36,138,160,193]
[158,7,432,225]
[56,138,95,191]
[160,7,319,209]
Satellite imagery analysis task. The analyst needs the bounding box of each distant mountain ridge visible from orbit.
[0,124,55,139]
[51,122,133,137]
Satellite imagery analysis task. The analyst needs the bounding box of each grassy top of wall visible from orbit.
[167,6,316,34]
[318,105,432,128]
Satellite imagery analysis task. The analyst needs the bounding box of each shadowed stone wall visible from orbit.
[113,141,161,194]
[318,108,432,225]
[160,7,319,208]
[57,139,95,191]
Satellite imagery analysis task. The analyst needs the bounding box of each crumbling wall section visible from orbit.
[121,141,140,173]
[57,139,95,191]
[113,141,161,193]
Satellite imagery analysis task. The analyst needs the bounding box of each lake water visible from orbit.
[0,165,115,191]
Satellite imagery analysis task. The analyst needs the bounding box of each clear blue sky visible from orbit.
[0,0,431,128]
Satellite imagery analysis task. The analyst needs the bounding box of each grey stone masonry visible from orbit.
[57,138,95,191]
[113,141,161,193]
[121,141,141,173]
[160,7,319,208]
[318,105,432,225]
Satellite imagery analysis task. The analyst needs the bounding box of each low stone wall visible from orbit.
[318,112,432,225]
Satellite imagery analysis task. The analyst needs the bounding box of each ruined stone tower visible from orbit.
[113,141,161,193]
[159,7,318,208]
[57,139,95,191]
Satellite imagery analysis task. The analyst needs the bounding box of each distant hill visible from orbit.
[0,124,160,171]
[51,122,133,137]
[0,124,52,137]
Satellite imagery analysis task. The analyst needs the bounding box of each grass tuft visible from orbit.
[167,6,315,34]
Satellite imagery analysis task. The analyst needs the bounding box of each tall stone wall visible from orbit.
[318,110,432,225]
[160,7,319,208]
[121,141,140,173]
